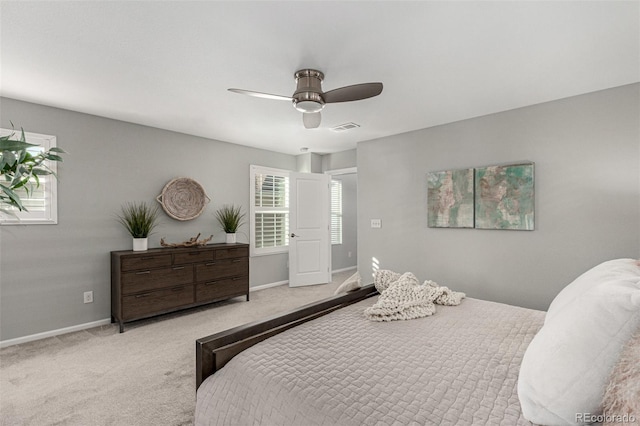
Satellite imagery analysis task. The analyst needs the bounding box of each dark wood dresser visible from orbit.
[111,243,249,332]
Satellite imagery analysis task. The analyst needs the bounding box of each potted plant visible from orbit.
[1,126,65,215]
[117,201,160,251]
[215,204,245,244]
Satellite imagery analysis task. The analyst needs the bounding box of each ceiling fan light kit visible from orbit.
[228,68,383,129]
[293,69,325,113]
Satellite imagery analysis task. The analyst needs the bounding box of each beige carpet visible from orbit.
[0,270,354,426]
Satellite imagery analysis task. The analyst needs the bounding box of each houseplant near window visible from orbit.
[117,201,160,251]
[0,126,65,215]
[215,204,245,244]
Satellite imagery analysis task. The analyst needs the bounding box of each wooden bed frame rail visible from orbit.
[196,284,378,389]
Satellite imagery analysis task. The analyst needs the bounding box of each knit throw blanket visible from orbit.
[364,270,466,322]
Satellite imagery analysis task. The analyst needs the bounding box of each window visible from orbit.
[0,129,58,225]
[330,179,343,245]
[250,165,290,256]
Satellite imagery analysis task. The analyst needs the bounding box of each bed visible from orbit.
[195,260,640,426]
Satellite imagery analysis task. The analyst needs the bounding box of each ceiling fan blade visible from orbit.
[228,88,293,101]
[303,112,321,129]
[323,82,383,103]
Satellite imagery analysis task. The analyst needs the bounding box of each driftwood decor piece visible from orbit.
[156,177,210,221]
[160,233,213,248]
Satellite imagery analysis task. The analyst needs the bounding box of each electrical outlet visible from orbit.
[348,251,352,258]
[84,291,93,304]
[371,219,382,228]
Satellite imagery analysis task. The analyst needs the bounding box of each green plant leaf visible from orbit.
[31,168,52,176]
[0,184,26,211]
[215,204,246,233]
[116,201,160,238]
[2,151,16,167]
[10,174,28,188]
[45,154,64,162]
[0,139,37,151]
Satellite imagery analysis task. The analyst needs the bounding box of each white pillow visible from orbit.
[333,271,361,295]
[546,258,640,324]
[518,259,640,425]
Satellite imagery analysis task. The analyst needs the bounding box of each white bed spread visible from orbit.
[196,297,544,426]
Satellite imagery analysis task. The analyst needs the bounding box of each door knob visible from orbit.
[290,233,299,238]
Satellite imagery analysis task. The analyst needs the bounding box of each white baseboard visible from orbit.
[332,266,357,274]
[0,318,112,348]
[249,268,356,292]
[250,280,288,292]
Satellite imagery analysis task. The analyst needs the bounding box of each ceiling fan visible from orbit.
[228,69,383,129]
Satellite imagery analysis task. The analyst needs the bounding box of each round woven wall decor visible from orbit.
[156,177,210,221]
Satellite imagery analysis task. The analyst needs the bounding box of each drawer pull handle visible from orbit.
[232,277,240,281]
[136,293,152,298]
[205,281,218,286]
[189,252,200,256]
[206,262,216,266]
[172,266,185,270]
[172,286,184,292]
[136,270,151,275]
[141,257,155,260]
[232,259,242,263]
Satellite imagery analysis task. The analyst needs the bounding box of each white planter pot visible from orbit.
[133,237,148,251]
[225,233,237,244]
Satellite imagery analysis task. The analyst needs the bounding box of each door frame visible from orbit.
[325,167,357,283]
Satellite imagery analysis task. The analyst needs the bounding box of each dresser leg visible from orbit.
[119,322,125,333]
[246,293,250,302]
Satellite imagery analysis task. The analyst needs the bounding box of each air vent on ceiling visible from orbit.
[331,122,361,132]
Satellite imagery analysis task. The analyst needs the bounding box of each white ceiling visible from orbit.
[1,1,638,156]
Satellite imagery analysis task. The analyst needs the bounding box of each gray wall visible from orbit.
[297,152,323,173]
[331,173,357,271]
[322,149,356,172]
[0,97,296,341]
[357,84,640,311]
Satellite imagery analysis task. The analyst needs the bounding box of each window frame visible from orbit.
[325,167,356,247]
[250,165,291,257]
[0,129,58,225]
[330,179,343,245]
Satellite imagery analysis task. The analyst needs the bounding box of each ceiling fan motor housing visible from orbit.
[293,69,325,113]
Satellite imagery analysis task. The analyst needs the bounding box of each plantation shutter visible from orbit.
[252,167,290,253]
[330,179,342,245]
[8,178,47,212]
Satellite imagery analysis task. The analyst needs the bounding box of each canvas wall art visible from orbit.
[427,168,474,228]
[474,163,534,230]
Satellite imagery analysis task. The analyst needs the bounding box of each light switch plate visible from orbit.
[371,219,382,228]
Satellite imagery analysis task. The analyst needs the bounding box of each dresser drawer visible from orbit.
[121,254,172,272]
[111,243,249,332]
[196,258,248,282]
[122,265,193,294]
[215,246,249,260]
[173,249,214,264]
[122,284,194,320]
[196,276,249,303]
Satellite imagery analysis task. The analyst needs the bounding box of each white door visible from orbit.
[289,172,331,287]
